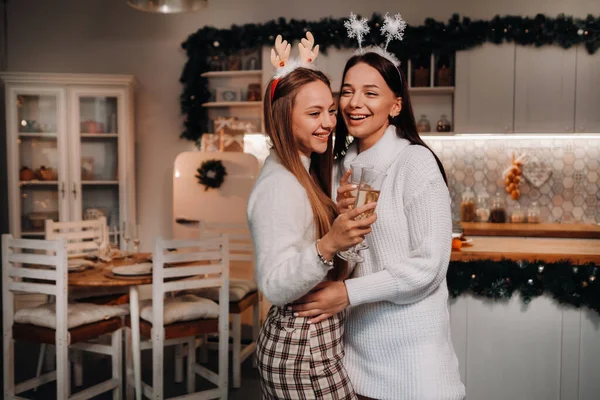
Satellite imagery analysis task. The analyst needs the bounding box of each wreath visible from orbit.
[196,159,227,191]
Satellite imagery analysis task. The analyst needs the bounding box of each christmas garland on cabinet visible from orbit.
[180,13,600,142]
[447,259,600,314]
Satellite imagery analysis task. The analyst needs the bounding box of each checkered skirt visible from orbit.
[256,305,357,400]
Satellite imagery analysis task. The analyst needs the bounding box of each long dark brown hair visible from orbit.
[333,52,448,185]
[264,68,347,280]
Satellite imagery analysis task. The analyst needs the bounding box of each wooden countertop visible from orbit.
[450,237,600,264]
[461,222,600,239]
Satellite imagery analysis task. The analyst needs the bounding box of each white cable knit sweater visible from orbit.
[247,152,333,307]
[336,125,465,400]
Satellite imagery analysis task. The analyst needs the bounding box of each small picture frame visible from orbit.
[241,48,261,70]
[81,156,95,180]
[216,87,240,102]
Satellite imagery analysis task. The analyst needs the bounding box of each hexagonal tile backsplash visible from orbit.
[423,137,600,224]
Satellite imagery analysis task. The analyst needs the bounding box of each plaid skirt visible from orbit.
[257,305,357,400]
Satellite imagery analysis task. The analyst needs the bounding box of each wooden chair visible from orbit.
[125,235,230,399]
[2,234,126,399]
[45,217,109,259]
[186,221,260,389]
[42,217,126,387]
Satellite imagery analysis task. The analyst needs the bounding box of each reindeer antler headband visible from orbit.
[269,31,320,100]
[345,12,407,69]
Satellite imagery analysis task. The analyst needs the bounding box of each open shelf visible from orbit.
[19,180,59,186]
[201,70,262,78]
[80,133,119,138]
[202,101,262,108]
[82,180,119,185]
[409,87,455,94]
[19,133,57,138]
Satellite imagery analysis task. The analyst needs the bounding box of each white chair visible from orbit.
[125,235,230,399]
[41,217,127,387]
[2,234,126,399]
[46,217,109,259]
[191,221,260,389]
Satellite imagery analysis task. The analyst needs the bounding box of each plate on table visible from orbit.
[461,238,474,247]
[112,263,152,276]
[67,259,96,272]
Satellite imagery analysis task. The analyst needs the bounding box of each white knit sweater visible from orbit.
[336,125,465,400]
[247,151,333,306]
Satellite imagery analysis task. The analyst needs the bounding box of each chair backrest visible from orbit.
[198,221,253,263]
[2,235,68,336]
[45,217,108,258]
[151,235,230,327]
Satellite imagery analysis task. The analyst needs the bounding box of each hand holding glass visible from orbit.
[337,168,386,263]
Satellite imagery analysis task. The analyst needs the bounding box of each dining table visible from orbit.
[68,252,256,400]
[69,253,152,400]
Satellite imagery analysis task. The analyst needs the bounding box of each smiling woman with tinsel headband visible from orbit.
[291,13,465,400]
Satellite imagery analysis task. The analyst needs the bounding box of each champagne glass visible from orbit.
[93,225,104,256]
[122,221,131,260]
[337,168,386,263]
[346,163,373,250]
[110,222,118,249]
[131,224,141,262]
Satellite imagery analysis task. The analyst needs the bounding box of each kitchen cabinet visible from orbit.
[454,43,516,133]
[514,46,577,133]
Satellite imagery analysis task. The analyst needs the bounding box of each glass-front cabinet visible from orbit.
[2,73,136,239]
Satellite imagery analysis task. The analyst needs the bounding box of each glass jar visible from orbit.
[490,192,506,223]
[527,202,541,223]
[511,203,525,223]
[475,193,490,222]
[436,114,452,132]
[417,114,431,133]
[460,188,476,222]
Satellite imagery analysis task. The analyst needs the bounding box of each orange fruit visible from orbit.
[452,238,463,250]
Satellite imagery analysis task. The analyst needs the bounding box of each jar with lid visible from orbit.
[511,203,525,223]
[490,192,506,223]
[460,188,476,222]
[527,202,541,223]
[475,193,490,222]
[436,114,452,132]
[417,114,431,133]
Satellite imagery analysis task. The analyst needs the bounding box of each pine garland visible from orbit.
[180,13,600,142]
[448,259,600,314]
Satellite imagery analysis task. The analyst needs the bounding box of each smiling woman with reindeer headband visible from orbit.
[247,31,377,399]
[290,13,466,400]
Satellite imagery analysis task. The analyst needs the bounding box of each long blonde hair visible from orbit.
[263,68,347,280]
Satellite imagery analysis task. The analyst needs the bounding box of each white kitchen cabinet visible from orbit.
[449,294,600,400]
[514,46,577,133]
[2,72,136,239]
[575,45,600,133]
[454,43,516,133]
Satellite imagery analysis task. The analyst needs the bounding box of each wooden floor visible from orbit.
[13,337,262,399]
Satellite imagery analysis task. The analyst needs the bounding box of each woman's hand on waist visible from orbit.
[290,281,350,324]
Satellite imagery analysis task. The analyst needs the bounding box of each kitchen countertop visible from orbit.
[450,237,600,264]
[461,222,600,239]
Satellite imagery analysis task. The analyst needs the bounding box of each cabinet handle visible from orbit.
[60,182,65,199]
[72,183,77,199]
